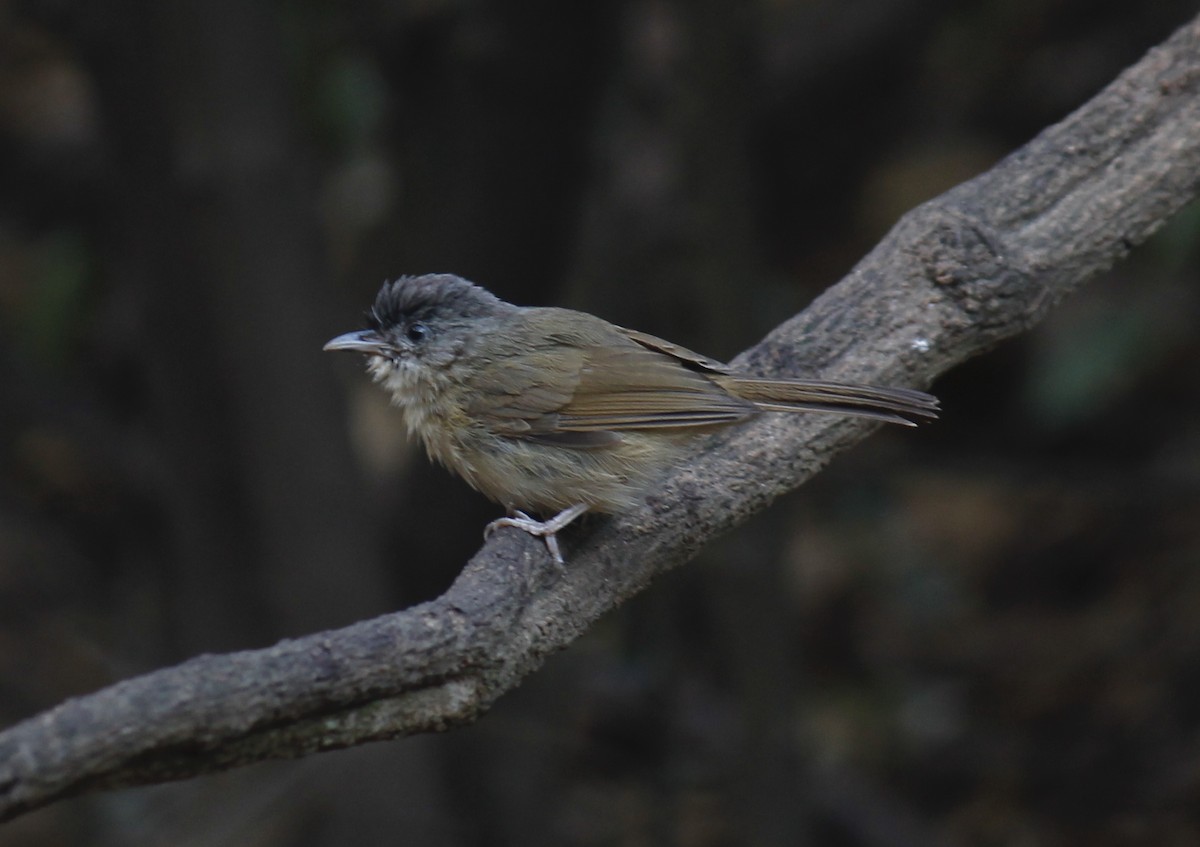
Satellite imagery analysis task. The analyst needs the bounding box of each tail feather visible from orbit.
[719,377,939,427]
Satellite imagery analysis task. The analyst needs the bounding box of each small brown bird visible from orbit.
[326,274,938,562]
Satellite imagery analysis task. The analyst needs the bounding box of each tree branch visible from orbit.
[3,12,1200,824]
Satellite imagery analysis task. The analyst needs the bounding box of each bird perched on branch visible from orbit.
[326,274,938,563]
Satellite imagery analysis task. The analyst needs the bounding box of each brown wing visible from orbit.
[616,327,732,374]
[465,308,754,444]
[626,326,939,425]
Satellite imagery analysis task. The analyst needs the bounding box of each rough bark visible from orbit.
[2,11,1199,825]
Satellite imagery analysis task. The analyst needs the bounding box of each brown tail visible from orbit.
[718,377,939,426]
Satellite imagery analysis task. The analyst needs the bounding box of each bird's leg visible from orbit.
[485,503,590,565]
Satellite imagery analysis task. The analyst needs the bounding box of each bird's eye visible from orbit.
[406,321,430,344]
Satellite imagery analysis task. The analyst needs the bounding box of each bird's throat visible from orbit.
[368,355,473,479]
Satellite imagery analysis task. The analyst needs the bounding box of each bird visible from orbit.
[325,274,938,563]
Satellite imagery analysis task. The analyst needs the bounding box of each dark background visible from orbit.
[2,1,1200,844]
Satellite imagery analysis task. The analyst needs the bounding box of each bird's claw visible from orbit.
[485,503,589,566]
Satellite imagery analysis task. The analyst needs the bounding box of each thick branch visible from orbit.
[3,13,1200,824]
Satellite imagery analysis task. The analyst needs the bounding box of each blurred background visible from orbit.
[2,0,1199,844]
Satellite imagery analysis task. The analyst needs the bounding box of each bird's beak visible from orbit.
[323,330,390,355]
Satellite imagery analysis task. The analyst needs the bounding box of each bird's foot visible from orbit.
[485,503,590,565]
